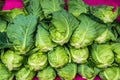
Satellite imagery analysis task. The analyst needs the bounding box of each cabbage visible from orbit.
[68,0,87,17]
[48,46,69,68]
[0,62,14,80]
[49,10,79,45]
[28,51,48,71]
[112,43,120,64]
[7,14,37,54]
[35,23,56,52]
[1,50,23,71]
[16,67,35,80]
[40,0,64,17]
[91,44,114,68]
[57,63,77,80]
[95,24,116,43]
[78,64,100,80]
[37,66,56,80]
[99,67,120,80]
[69,46,89,64]
[70,14,97,48]
[90,5,118,23]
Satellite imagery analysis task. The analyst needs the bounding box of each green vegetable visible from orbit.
[40,0,64,17]
[49,10,79,45]
[0,32,12,49]
[91,5,118,23]
[68,0,87,17]
[0,9,25,22]
[27,0,43,18]
[99,67,120,80]
[35,24,56,52]
[1,50,23,71]
[0,62,14,80]
[78,64,100,80]
[91,44,114,68]
[0,19,7,32]
[69,46,89,64]
[16,67,35,80]
[95,24,116,43]
[48,46,69,68]
[7,14,37,54]
[70,14,97,48]
[28,51,48,71]
[37,66,56,80]
[57,63,77,80]
[112,43,120,64]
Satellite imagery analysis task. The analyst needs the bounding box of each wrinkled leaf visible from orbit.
[40,0,64,17]
[68,0,87,17]
[50,10,79,45]
[35,23,56,52]
[70,14,97,48]
[7,14,37,54]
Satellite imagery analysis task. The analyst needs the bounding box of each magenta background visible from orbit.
[2,0,23,10]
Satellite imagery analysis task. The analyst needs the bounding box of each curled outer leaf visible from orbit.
[27,0,43,17]
[40,0,64,17]
[49,10,79,45]
[7,14,37,54]
[68,0,88,17]
[35,24,56,52]
[70,14,97,48]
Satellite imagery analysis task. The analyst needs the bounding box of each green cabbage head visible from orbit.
[48,46,69,68]
[28,51,48,71]
[0,62,14,80]
[57,63,77,80]
[69,46,89,63]
[16,67,35,80]
[1,50,23,71]
[37,66,56,80]
[78,64,100,80]
[99,67,120,80]
[91,5,118,23]
[70,14,98,48]
[112,43,120,64]
[91,44,114,68]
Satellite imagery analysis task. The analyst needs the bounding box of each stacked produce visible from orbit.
[0,0,120,80]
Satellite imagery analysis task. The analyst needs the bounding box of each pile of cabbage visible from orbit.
[0,0,120,80]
